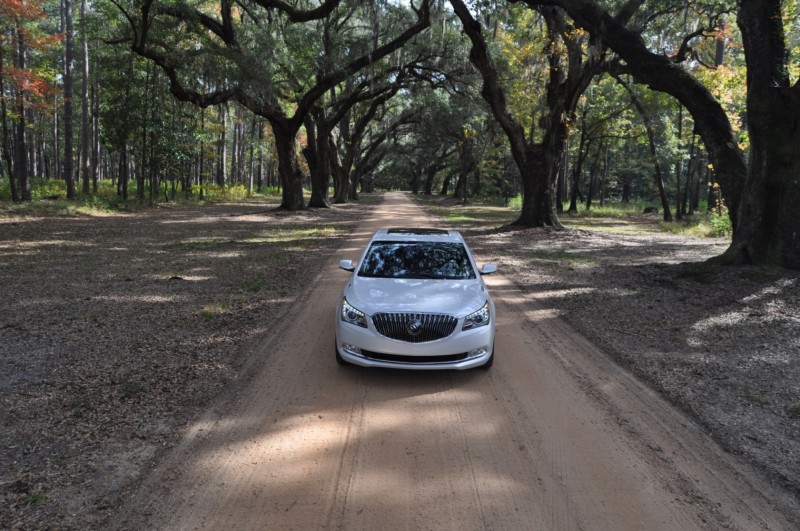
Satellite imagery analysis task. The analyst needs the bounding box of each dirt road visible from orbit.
[116,193,794,530]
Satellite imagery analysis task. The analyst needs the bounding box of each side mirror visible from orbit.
[479,263,497,275]
[339,260,356,272]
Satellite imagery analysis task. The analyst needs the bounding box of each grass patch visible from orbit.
[561,216,661,235]
[413,195,517,228]
[562,200,658,218]
[21,489,48,506]
[0,180,284,218]
[201,303,229,319]
[416,194,730,241]
[787,405,800,419]
[247,280,266,293]
[197,184,283,201]
[244,226,340,244]
[443,213,482,223]
[659,212,732,238]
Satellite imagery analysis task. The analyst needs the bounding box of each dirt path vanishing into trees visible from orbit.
[114,192,796,530]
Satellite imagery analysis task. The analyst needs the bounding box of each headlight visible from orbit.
[463,302,490,330]
[341,298,368,328]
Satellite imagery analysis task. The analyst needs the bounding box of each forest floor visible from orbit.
[0,193,798,528]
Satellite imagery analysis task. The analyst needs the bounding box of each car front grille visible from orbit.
[372,312,458,343]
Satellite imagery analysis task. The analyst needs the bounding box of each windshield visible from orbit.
[358,241,476,279]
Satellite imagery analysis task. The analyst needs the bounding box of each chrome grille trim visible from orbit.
[372,313,458,343]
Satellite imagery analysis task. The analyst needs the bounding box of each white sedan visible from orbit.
[335,228,496,370]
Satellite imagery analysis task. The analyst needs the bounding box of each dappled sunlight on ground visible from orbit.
[92,294,183,304]
[688,279,800,362]
[0,199,373,528]
[415,196,800,500]
[159,370,533,529]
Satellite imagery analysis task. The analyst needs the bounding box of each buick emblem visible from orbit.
[407,318,423,336]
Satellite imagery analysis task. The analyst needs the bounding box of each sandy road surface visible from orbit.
[116,193,794,530]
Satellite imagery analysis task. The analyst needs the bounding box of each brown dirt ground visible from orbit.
[0,194,797,528]
[442,203,800,502]
[0,199,372,529]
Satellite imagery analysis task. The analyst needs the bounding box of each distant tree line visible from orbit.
[0,0,797,268]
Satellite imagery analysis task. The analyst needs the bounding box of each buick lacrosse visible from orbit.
[335,228,496,370]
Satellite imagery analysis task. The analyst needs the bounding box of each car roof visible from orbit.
[370,228,465,243]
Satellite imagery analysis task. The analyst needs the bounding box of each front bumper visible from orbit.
[335,314,494,370]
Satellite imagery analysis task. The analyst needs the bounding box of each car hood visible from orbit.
[345,277,488,317]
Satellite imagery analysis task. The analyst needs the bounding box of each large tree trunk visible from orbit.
[411,168,422,196]
[423,162,440,195]
[727,1,800,268]
[516,145,562,226]
[271,120,306,211]
[304,114,332,208]
[333,120,354,204]
[348,169,361,201]
[333,162,352,204]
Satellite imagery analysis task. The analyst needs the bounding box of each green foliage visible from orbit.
[0,179,121,216]
[659,208,733,238]
[0,0,751,243]
[706,210,733,238]
[199,184,281,201]
[564,200,660,218]
[0,178,286,218]
[506,194,523,209]
[29,179,67,199]
[0,179,11,202]
[20,488,48,507]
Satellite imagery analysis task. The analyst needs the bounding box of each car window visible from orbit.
[358,241,476,279]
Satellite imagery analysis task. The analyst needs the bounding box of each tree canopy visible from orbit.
[0,0,798,267]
